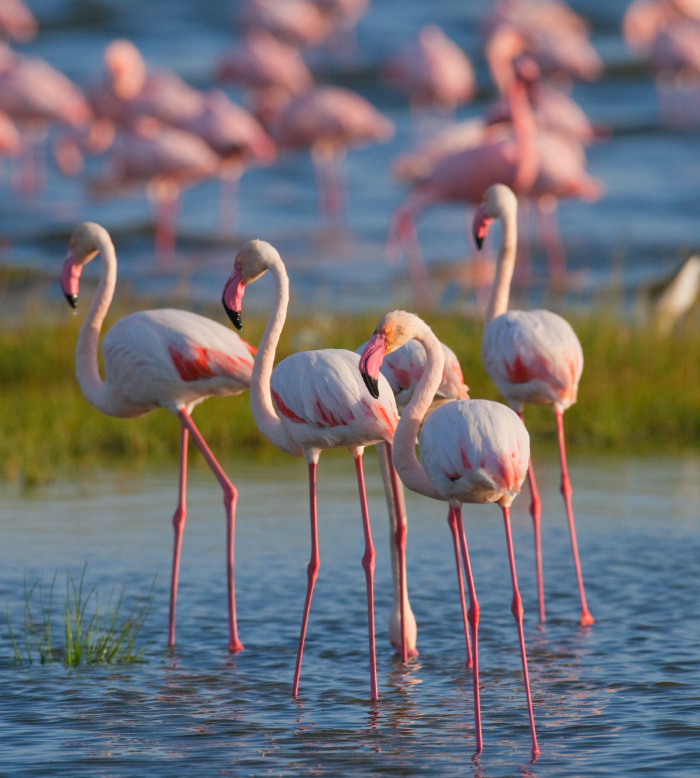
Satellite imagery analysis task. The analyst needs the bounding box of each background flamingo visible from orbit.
[271,85,393,221]
[240,0,332,47]
[359,310,538,758]
[475,183,594,627]
[222,239,399,701]
[60,222,255,653]
[0,0,36,43]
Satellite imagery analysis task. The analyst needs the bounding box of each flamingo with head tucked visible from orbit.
[474,183,594,627]
[222,239,400,701]
[60,222,256,654]
[359,310,538,758]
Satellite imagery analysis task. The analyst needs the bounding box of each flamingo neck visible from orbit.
[75,236,117,411]
[508,80,539,194]
[250,258,302,456]
[484,197,518,325]
[392,324,444,501]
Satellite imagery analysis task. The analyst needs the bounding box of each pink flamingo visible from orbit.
[0,42,93,192]
[271,85,393,220]
[355,335,471,664]
[359,310,538,758]
[0,0,37,42]
[93,117,220,260]
[222,239,399,700]
[482,0,602,82]
[215,29,314,124]
[314,0,370,53]
[60,222,256,653]
[240,0,332,47]
[384,26,476,116]
[474,183,594,626]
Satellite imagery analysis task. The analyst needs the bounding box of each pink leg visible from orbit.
[178,410,242,654]
[168,422,189,647]
[455,507,481,753]
[517,410,545,623]
[537,195,566,292]
[502,505,539,758]
[384,442,410,663]
[556,410,594,626]
[355,453,379,701]
[446,506,472,668]
[217,166,241,238]
[292,462,320,697]
[401,220,432,309]
[154,190,179,264]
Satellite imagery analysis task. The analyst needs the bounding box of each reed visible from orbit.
[7,565,154,666]
[1,307,699,483]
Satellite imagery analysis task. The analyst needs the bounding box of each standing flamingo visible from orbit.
[222,239,399,700]
[359,310,538,758]
[271,85,394,221]
[0,0,37,42]
[60,222,255,653]
[355,336,471,664]
[474,183,594,626]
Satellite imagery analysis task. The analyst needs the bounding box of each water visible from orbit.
[1,0,698,317]
[1,454,699,776]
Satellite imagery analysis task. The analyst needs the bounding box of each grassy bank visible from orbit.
[2,307,700,483]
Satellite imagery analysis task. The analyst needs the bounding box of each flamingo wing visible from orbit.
[102,309,254,412]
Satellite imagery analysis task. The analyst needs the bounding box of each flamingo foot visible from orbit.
[391,642,419,658]
[580,611,595,627]
[229,639,244,654]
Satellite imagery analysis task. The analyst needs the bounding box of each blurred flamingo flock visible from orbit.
[0,0,699,316]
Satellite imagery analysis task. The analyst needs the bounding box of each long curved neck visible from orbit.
[250,258,302,456]
[392,325,444,501]
[484,200,518,325]
[75,237,117,409]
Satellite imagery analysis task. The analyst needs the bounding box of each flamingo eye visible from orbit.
[383,327,391,335]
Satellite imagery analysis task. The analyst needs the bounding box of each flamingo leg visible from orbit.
[168,422,189,647]
[354,453,379,701]
[404,221,432,309]
[377,441,414,661]
[177,409,242,654]
[447,506,472,668]
[455,507,481,752]
[217,162,242,238]
[502,505,539,758]
[517,410,545,623]
[555,409,594,626]
[292,461,320,697]
[537,195,566,294]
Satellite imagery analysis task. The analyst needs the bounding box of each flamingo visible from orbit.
[271,85,393,221]
[93,117,220,260]
[359,310,538,758]
[355,335,471,664]
[474,183,594,626]
[384,26,476,117]
[240,0,332,47]
[60,222,255,653]
[0,0,37,43]
[221,239,399,700]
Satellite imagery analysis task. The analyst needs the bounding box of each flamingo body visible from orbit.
[99,310,254,418]
[270,349,398,451]
[420,399,529,506]
[482,309,582,411]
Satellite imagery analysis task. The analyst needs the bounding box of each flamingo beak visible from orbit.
[222,264,245,331]
[61,249,82,309]
[359,332,387,399]
[473,205,493,250]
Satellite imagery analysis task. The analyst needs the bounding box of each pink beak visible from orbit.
[359,331,387,399]
[222,264,245,330]
[61,250,82,308]
[473,205,493,250]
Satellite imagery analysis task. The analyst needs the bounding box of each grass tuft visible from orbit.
[7,565,154,666]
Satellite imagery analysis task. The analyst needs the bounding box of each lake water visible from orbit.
[1,453,699,776]
[1,0,699,318]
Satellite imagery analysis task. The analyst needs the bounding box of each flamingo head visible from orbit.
[222,238,280,330]
[473,183,518,249]
[359,310,425,398]
[61,222,108,309]
[104,39,146,100]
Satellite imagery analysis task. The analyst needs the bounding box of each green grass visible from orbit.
[7,565,154,666]
[1,306,700,483]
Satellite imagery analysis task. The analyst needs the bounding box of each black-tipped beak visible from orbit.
[361,371,379,399]
[474,233,484,250]
[65,293,78,309]
[222,299,242,331]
